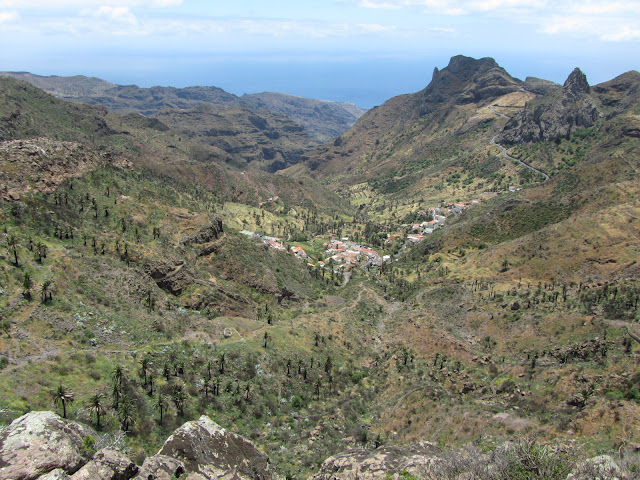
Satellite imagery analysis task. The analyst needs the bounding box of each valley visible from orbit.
[0,55,639,480]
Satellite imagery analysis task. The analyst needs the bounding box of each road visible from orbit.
[489,104,550,182]
[491,135,550,182]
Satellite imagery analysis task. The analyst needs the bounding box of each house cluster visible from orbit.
[241,230,285,251]
[409,200,480,235]
[323,238,383,267]
[241,230,309,259]
[258,196,280,207]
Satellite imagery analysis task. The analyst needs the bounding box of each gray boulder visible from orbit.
[309,443,441,480]
[70,448,138,480]
[0,411,95,480]
[153,415,275,480]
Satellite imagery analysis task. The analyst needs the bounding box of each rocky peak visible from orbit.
[446,55,499,75]
[421,55,520,108]
[564,67,590,96]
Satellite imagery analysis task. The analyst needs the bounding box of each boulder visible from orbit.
[309,444,440,480]
[132,454,186,480]
[0,411,96,480]
[70,449,138,480]
[39,470,71,480]
[156,415,275,480]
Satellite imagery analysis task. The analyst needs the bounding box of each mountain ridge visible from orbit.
[0,71,367,143]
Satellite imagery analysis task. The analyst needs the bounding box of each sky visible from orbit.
[1,0,639,108]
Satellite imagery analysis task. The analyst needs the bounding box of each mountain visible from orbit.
[2,57,640,480]
[155,102,317,172]
[0,72,366,143]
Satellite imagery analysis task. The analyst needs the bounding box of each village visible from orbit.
[242,199,481,271]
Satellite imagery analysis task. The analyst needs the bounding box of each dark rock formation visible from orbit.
[143,260,194,295]
[564,67,590,97]
[420,55,522,110]
[0,411,96,480]
[183,216,224,245]
[498,68,601,144]
[71,449,138,480]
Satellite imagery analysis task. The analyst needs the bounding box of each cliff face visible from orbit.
[497,68,602,145]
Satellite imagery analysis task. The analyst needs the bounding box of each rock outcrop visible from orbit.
[143,260,194,295]
[149,415,275,480]
[309,443,441,480]
[183,216,224,245]
[71,449,138,480]
[497,67,601,144]
[0,413,275,480]
[0,411,96,480]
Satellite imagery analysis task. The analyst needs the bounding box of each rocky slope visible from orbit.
[0,72,366,143]
[0,412,633,480]
[0,412,275,480]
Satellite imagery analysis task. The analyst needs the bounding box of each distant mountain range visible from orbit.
[0,71,366,143]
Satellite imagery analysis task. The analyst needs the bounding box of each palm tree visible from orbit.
[41,280,52,303]
[117,398,135,433]
[22,272,33,299]
[7,235,19,266]
[140,355,151,387]
[87,393,106,429]
[34,242,47,263]
[154,393,168,424]
[52,383,74,418]
[218,353,225,375]
[171,383,187,416]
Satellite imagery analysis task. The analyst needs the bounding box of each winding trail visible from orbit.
[489,105,550,182]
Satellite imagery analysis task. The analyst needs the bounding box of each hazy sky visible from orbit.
[1,0,639,107]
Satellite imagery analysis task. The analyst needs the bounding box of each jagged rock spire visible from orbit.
[564,67,590,96]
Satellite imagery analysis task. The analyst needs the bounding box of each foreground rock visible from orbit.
[309,443,441,480]
[138,415,275,480]
[0,411,96,480]
[0,412,274,480]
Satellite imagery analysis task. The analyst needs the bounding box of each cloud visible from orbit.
[354,0,640,41]
[0,9,18,22]
[0,0,181,7]
[95,6,138,24]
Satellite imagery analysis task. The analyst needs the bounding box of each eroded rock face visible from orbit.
[0,411,96,480]
[309,443,441,480]
[155,416,274,480]
[183,217,224,245]
[143,260,194,295]
[498,67,601,144]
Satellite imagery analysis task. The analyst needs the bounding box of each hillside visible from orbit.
[1,58,640,480]
[0,72,367,143]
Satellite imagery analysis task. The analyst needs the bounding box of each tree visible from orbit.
[263,331,270,349]
[324,356,333,375]
[218,353,226,375]
[154,393,168,424]
[87,393,106,429]
[52,383,74,419]
[34,242,47,263]
[117,398,135,433]
[22,272,33,299]
[111,365,125,409]
[7,235,19,266]
[41,280,53,303]
[171,383,187,416]
[140,355,151,387]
